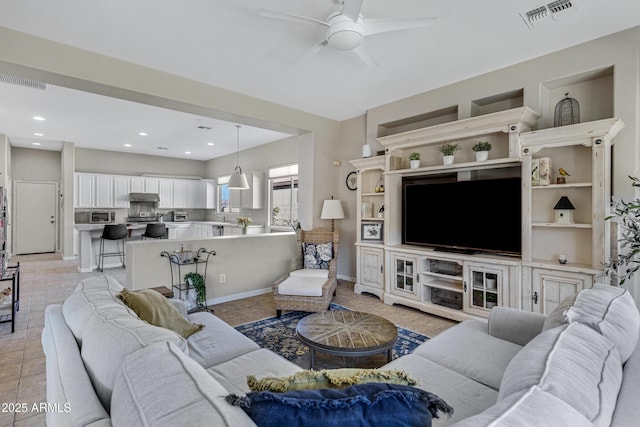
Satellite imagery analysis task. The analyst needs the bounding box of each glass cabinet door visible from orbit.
[391,255,419,299]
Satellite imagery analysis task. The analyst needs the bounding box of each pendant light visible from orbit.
[228,124,249,190]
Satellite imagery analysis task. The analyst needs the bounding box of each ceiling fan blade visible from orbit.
[258,9,330,27]
[365,17,436,36]
[341,0,365,21]
[293,40,329,64]
[353,43,378,67]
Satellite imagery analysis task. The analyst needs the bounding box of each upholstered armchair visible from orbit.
[272,228,339,317]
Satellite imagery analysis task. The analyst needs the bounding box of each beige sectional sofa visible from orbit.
[43,276,640,426]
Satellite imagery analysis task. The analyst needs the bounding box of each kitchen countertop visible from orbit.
[74,223,178,231]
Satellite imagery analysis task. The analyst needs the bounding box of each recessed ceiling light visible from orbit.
[124,144,132,147]
[32,142,41,146]
[207,142,215,146]
[34,132,43,136]
[33,116,46,121]
[138,132,148,136]
[185,151,191,155]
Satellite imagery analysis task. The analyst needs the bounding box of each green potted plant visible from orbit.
[472,141,492,162]
[184,272,206,307]
[437,143,461,165]
[408,152,421,169]
[605,176,640,285]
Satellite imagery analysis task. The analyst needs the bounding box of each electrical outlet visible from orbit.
[219,273,226,284]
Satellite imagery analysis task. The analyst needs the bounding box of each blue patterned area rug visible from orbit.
[235,303,429,369]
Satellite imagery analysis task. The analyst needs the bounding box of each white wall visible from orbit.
[12,147,61,181]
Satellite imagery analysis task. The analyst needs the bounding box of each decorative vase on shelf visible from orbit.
[410,159,420,169]
[475,151,489,162]
[241,226,247,234]
[443,155,455,166]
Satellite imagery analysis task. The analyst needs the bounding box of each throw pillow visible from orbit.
[118,288,204,338]
[226,383,453,427]
[541,292,578,331]
[247,368,419,392]
[303,242,333,269]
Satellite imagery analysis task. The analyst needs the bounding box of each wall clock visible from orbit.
[346,171,357,191]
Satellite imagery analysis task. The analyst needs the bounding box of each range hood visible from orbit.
[129,193,160,202]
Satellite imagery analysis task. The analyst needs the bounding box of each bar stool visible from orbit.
[98,224,128,272]
[142,223,167,240]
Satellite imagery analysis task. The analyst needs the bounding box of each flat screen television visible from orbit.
[402,175,522,255]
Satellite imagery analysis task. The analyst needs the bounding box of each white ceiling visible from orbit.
[0,0,638,161]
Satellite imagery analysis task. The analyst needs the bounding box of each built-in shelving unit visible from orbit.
[352,95,623,321]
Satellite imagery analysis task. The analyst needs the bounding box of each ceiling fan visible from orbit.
[259,0,436,66]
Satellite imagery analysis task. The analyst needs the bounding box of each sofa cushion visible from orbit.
[611,338,640,426]
[42,305,111,427]
[303,242,333,269]
[383,354,498,425]
[62,275,134,345]
[81,308,187,412]
[289,268,329,279]
[565,283,640,362]
[207,348,302,395]
[247,368,419,392]
[226,383,453,427]
[413,319,522,390]
[499,322,622,427]
[277,275,326,297]
[451,386,592,427]
[118,288,204,338]
[111,341,255,427]
[186,312,260,369]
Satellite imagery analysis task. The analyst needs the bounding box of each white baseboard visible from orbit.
[205,287,272,306]
[337,274,356,282]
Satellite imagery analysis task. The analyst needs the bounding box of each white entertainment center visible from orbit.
[350,106,624,322]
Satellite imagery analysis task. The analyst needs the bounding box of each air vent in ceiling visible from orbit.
[197,125,212,130]
[0,74,47,90]
[520,0,575,29]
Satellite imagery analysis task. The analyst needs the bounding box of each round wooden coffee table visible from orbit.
[296,310,398,369]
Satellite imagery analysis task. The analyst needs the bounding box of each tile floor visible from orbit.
[0,253,457,426]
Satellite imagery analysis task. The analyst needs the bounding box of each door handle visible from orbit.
[532,291,539,304]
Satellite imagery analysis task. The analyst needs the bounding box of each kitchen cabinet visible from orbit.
[74,173,114,208]
[186,180,205,208]
[204,179,216,209]
[158,178,174,209]
[75,173,95,208]
[130,177,145,193]
[145,178,160,194]
[241,172,264,209]
[173,180,187,208]
[113,176,130,208]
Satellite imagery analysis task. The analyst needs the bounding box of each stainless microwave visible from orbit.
[90,211,115,223]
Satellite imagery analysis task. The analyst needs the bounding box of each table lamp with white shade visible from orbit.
[320,197,345,232]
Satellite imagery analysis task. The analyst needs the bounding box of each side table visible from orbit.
[0,263,20,333]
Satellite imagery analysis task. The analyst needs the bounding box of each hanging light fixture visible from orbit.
[228,124,249,190]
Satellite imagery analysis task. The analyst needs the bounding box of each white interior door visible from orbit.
[15,181,57,254]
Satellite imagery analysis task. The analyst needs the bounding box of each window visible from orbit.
[269,164,298,227]
[217,175,237,213]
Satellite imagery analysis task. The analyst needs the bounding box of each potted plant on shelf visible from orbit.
[437,143,461,165]
[472,141,492,162]
[409,152,421,169]
[184,272,206,308]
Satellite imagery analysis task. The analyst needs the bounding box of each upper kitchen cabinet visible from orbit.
[172,180,187,208]
[114,176,131,208]
[74,173,114,208]
[158,178,174,209]
[241,172,264,209]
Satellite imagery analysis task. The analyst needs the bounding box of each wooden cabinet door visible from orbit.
[360,247,384,290]
[94,175,113,208]
[113,176,130,208]
[531,268,593,314]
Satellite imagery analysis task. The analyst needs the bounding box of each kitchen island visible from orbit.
[125,231,297,305]
[74,223,178,272]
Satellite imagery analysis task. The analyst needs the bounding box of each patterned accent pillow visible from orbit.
[303,242,333,269]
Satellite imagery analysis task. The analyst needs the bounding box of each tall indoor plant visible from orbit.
[605,176,640,285]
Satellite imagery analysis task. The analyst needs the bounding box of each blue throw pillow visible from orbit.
[303,242,333,269]
[226,382,453,427]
